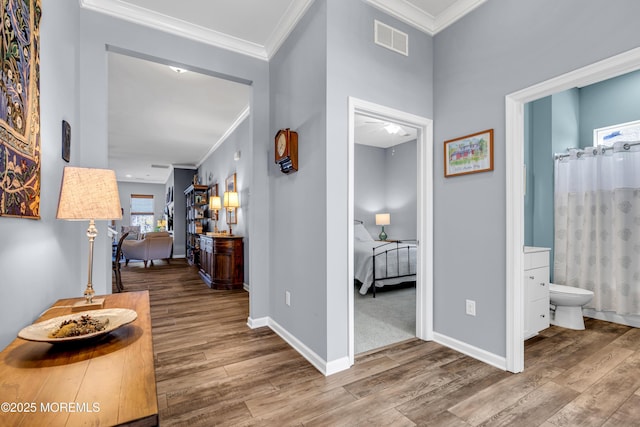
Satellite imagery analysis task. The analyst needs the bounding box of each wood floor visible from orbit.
[116,259,640,426]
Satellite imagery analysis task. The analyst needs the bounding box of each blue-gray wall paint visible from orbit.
[269,0,328,358]
[172,168,195,258]
[0,0,83,350]
[198,117,252,285]
[355,144,386,237]
[355,141,418,241]
[434,0,640,357]
[579,69,640,147]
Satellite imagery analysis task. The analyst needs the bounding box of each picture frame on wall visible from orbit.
[225,173,237,225]
[444,129,494,177]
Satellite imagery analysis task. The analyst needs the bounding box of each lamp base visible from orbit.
[378,226,387,241]
[71,298,105,312]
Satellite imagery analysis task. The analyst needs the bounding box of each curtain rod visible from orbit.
[554,140,640,160]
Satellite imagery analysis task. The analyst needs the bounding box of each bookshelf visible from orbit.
[184,184,208,265]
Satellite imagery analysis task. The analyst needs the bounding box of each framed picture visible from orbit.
[444,129,494,177]
[62,120,71,162]
[225,173,237,225]
[225,173,236,193]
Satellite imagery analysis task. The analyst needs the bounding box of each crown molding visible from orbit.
[198,105,250,168]
[366,0,487,36]
[80,0,268,60]
[434,0,487,34]
[264,0,315,58]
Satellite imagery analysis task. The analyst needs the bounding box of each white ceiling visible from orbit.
[91,0,485,183]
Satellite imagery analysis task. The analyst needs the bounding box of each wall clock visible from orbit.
[274,128,298,174]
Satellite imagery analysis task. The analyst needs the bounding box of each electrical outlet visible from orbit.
[285,291,291,306]
[465,299,476,316]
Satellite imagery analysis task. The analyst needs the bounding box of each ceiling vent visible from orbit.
[374,20,408,56]
[151,164,170,169]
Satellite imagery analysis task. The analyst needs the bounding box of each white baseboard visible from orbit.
[243,283,250,292]
[246,316,350,376]
[247,316,269,329]
[434,331,506,371]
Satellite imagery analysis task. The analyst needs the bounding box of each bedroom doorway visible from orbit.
[347,97,433,365]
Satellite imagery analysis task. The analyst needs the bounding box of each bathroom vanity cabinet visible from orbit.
[523,247,551,339]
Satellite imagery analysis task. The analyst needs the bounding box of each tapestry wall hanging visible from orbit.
[0,0,42,219]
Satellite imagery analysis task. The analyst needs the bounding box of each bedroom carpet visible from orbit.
[355,284,416,354]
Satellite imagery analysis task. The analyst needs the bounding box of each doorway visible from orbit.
[347,97,433,366]
[505,47,640,373]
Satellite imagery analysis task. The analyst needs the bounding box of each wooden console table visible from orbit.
[0,291,158,426]
[199,234,244,289]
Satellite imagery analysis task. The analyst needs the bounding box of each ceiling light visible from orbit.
[169,66,188,74]
[384,123,402,134]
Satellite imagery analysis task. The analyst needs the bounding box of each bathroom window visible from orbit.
[594,119,640,147]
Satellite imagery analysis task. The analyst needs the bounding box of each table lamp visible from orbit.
[223,191,239,235]
[375,213,390,241]
[57,167,122,308]
[209,195,221,233]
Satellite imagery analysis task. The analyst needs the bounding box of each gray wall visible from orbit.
[269,0,328,358]
[434,0,640,356]
[355,144,385,237]
[355,141,417,240]
[0,0,83,349]
[198,116,251,285]
[579,69,640,146]
[172,168,196,258]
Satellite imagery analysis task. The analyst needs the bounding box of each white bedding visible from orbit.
[354,239,417,295]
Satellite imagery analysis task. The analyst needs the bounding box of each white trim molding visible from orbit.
[80,0,314,61]
[505,47,640,373]
[434,332,506,371]
[198,106,250,168]
[247,316,350,376]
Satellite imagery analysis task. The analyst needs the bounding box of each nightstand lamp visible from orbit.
[375,213,390,241]
[57,167,122,309]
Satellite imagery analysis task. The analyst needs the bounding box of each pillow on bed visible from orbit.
[354,223,374,242]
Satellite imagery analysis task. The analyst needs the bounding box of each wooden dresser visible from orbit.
[199,235,244,290]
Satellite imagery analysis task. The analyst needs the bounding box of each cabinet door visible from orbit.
[530,298,550,333]
[527,267,549,302]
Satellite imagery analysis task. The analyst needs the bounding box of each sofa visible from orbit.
[121,231,173,267]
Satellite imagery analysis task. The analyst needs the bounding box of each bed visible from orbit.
[354,222,417,297]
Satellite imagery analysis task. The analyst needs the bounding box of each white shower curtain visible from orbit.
[554,142,640,315]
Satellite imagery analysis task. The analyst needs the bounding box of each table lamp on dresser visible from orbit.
[57,166,122,309]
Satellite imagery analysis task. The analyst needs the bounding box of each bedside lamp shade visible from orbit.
[57,167,122,306]
[375,213,390,241]
[375,213,390,226]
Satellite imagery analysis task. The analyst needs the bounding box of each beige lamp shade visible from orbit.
[223,191,239,208]
[375,213,390,226]
[209,195,221,210]
[57,167,122,220]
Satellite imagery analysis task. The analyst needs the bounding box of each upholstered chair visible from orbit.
[122,231,173,267]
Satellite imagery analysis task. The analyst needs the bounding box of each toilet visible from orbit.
[549,283,594,330]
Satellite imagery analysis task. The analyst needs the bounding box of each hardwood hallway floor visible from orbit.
[116,259,640,426]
